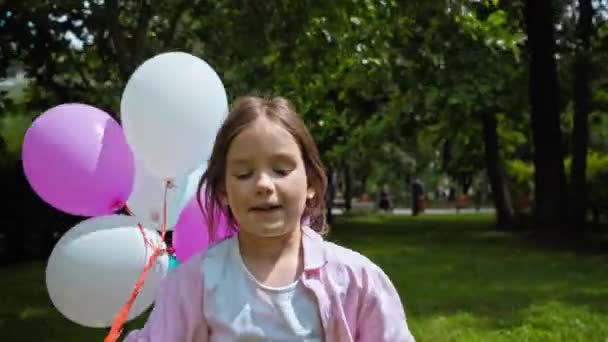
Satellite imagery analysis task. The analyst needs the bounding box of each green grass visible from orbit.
[0,261,149,341]
[2,214,608,341]
[330,214,608,341]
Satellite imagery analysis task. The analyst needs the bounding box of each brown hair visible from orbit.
[196,96,328,237]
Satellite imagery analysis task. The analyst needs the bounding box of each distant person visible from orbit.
[411,178,425,216]
[473,188,482,211]
[448,186,456,201]
[378,184,393,212]
[456,192,469,213]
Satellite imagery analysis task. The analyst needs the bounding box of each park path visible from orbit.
[330,207,495,215]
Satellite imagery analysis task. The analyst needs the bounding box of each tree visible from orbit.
[481,109,515,227]
[0,0,201,113]
[414,1,526,226]
[570,0,594,234]
[524,0,569,230]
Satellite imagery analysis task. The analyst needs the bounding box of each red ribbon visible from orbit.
[104,180,173,342]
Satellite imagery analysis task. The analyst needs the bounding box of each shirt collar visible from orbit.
[301,225,327,271]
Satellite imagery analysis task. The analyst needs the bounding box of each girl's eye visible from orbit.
[274,169,291,176]
[235,172,252,180]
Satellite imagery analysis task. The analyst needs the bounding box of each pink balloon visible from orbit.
[173,192,235,263]
[22,103,135,216]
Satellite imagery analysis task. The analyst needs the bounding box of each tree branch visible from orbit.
[105,0,131,81]
[132,0,153,63]
[163,0,190,49]
[68,51,95,90]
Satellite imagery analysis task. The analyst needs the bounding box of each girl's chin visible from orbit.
[239,223,299,238]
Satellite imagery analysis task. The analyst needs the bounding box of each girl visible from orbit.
[126,96,415,341]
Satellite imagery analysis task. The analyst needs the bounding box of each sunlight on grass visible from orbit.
[331,214,608,341]
[412,302,608,342]
[19,306,52,319]
[2,213,607,341]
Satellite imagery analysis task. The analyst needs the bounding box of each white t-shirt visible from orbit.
[205,237,322,342]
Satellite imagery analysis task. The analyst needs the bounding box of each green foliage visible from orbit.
[586,152,608,178]
[508,152,608,212]
[589,111,608,151]
[506,159,534,188]
[505,158,534,211]
[2,0,606,221]
[586,153,608,210]
[496,112,531,157]
[455,6,525,59]
[404,0,529,190]
[0,111,35,158]
[563,151,608,179]
[566,152,608,211]
[0,86,39,160]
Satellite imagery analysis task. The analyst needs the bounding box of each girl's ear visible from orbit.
[307,187,315,200]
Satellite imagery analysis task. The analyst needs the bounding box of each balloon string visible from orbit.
[161,180,171,241]
[104,246,164,342]
[104,182,173,342]
[123,205,154,250]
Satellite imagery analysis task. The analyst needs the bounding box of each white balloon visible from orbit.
[46,215,168,328]
[121,51,228,179]
[127,159,206,230]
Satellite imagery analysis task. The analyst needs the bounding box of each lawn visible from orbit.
[1,214,608,341]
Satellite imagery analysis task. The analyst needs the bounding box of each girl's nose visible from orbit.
[255,173,274,195]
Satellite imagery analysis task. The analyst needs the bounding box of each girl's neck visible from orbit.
[237,226,304,287]
[238,225,303,263]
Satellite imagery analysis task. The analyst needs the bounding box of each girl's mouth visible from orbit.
[250,204,282,212]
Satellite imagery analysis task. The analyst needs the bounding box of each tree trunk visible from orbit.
[570,0,593,236]
[3,162,29,263]
[459,173,473,195]
[326,165,335,224]
[524,0,569,230]
[481,111,515,228]
[342,162,353,212]
[359,176,367,198]
[106,0,133,81]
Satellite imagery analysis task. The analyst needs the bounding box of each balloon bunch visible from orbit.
[21,52,236,341]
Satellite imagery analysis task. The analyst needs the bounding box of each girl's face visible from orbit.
[222,116,314,238]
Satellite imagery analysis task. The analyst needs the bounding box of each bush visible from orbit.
[506,159,534,187]
[506,153,608,220]
[584,153,608,221]
[505,159,534,212]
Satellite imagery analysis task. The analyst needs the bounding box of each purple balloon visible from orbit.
[22,103,135,216]
[173,192,235,263]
